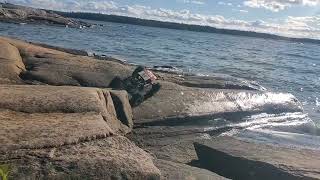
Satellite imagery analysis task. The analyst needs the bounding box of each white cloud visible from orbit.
[239,9,249,13]
[244,0,320,12]
[218,1,233,6]
[183,0,205,5]
[2,0,320,39]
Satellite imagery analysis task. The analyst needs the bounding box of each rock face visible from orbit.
[0,3,91,27]
[0,40,26,84]
[194,137,320,180]
[0,35,317,180]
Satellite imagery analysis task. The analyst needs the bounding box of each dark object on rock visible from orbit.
[110,66,161,107]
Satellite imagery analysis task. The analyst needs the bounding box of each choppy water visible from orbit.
[1,21,319,149]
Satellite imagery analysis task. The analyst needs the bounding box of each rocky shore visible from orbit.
[0,36,319,179]
[0,3,91,28]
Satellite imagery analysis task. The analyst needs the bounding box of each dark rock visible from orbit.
[194,137,320,180]
[110,90,134,129]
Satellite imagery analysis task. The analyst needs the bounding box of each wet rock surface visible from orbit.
[133,81,302,125]
[0,36,319,179]
[0,3,91,28]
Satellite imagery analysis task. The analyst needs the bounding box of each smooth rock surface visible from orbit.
[155,159,229,180]
[0,109,113,151]
[194,137,320,180]
[128,126,201,164]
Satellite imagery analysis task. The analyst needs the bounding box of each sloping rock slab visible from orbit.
[0,109,113,151]
[1,136,160,180]
[0,36,132,87]
[155,159,229,180]
[194,137,320,180]
[133,81,302,125]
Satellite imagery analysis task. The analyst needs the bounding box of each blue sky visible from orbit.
[3,0,320,39]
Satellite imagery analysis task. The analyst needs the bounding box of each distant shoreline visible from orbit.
[55,11,320,45]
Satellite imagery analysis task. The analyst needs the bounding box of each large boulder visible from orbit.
[0,85,132,135]
[194,137,320,180]
[1,136,161,180]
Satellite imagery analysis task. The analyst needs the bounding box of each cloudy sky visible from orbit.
[2,0,320,39]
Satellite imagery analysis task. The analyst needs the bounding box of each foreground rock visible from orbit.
[0,84,160,179]
[0,85,134,152]
[0,3,91,28]
[1,136,160,180]
[194,137,320,180]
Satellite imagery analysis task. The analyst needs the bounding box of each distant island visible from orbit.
[0,3,91,28]
[56,11,320,44]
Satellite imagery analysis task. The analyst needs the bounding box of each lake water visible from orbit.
[1,21,319,148]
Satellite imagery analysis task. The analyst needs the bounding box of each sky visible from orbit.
[2,0,320,39]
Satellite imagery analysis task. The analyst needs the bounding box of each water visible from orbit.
[1,21,319,148]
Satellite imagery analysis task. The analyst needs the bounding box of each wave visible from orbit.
[280,52,319,61]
